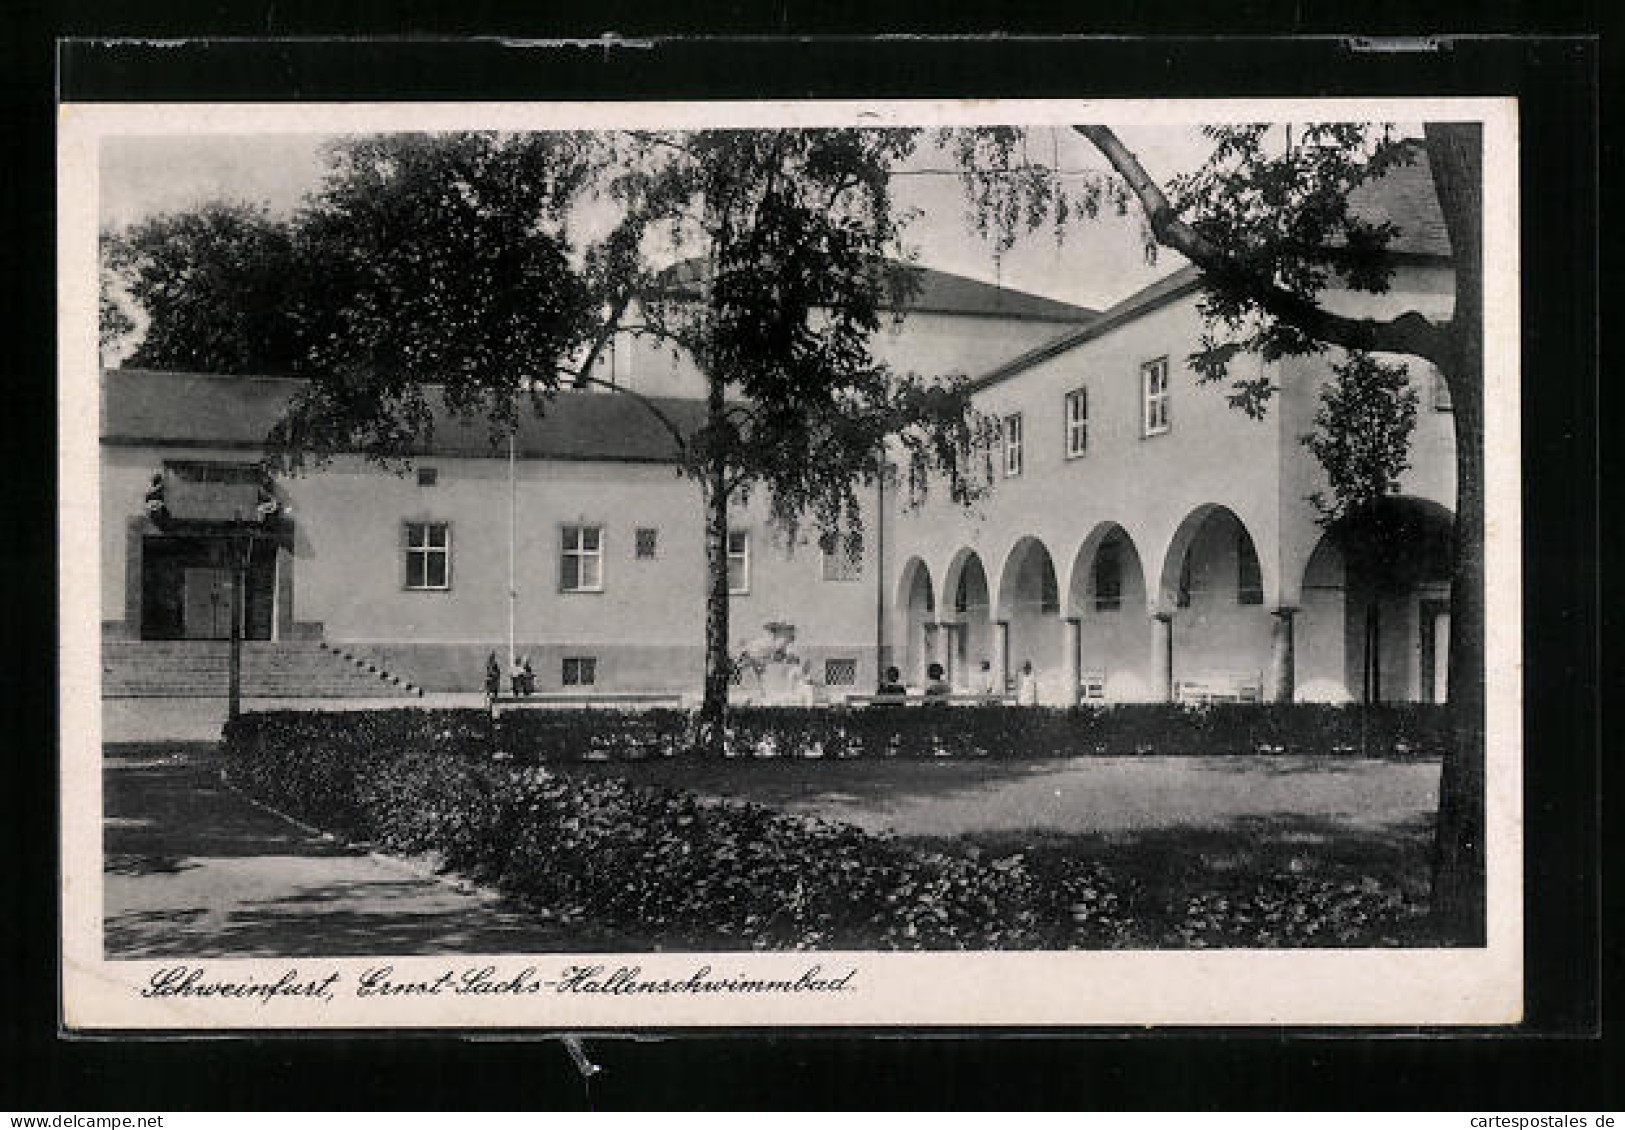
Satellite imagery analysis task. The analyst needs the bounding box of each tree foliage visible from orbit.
[596,129,995,551]
[1302,352,1419,526]
[1169,124,1416,415]
[103,201,304,374]
[271,133,602,467]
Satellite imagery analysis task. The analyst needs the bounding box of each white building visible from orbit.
[99,154,1457,705]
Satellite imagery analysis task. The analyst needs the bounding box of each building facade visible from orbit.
[99,160,1458,706]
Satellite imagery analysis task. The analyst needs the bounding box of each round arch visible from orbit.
[1063,521,1152,618]
[894,556,935,618]
[1155,503,1274,615]
[993,535,1065,697]
[994,535,1060,621]
[1295,495,1456,704]
[893,556,938,688]
[940,547,993,690]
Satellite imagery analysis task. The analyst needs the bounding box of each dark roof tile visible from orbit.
[102,369,705,463]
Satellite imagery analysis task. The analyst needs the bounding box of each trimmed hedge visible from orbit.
[222,720,1130,948]
[223,703,1449,767]
[220,709,1433,950]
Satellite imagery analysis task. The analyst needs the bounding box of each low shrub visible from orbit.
[221,713,1432,949]
[227,702,1448,771]
[494,702,1448,762]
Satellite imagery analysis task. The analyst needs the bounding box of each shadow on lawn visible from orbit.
[560,756,1092,809]
[103,758,358,863]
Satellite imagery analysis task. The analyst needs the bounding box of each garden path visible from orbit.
[102,745,583,958]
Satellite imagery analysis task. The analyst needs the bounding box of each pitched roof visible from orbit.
[969,265,1205,391]
[102,368,706,463]
[970,147,1454,391]
[1345,143,1452,257]
[657,257,1098,324]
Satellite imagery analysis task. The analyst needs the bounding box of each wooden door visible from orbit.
[183,567,231,639]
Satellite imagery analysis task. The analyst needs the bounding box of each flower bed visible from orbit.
[220,711,1433,950]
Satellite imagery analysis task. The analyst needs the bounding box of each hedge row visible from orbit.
[220,717,1426,949]
[221,723,1133,948]
[223,702,1449,766]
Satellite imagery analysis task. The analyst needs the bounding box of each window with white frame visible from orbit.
[821,539,863,582]
[1002,412,1024,476]
[404,522,450,590]
[1141,357,1171,436]
[562,656,597,686]
[1064,387,1089,458]
[726,528,751,594]
[560,524,604,592]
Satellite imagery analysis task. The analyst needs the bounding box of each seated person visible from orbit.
[874,665,907,698]
[923,662,952,698]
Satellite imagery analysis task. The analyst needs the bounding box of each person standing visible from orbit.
[484,652,502,702]
[1016,660,1040,706]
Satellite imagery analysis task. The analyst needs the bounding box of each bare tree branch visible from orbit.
[568,374,690,457]
[1074,124,1452,366]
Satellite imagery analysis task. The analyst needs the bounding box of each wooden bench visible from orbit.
[845,692,1016,707]
[1174,676,1264,706]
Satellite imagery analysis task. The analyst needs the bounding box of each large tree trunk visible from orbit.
[696,390,733,758]
[1425,123,1487,943]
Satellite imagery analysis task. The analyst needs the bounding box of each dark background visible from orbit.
[2,15,1607,1111]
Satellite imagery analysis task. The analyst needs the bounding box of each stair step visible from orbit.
[102,640,421,699]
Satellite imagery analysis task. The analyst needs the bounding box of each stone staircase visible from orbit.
[102,640,423,699]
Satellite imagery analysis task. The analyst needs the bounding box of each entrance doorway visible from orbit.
[140,535,276,640]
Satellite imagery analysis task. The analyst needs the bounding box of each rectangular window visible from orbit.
[727,529,751,594]
[416,466,438,487]
[562,656,597,686]
[404,522,451,590]
[821,540,863,582]
[824,658,858,687]
[1002,413,1024,476]
[1064,387,1089,458]
[560,524,604,592]
[634,527,659,560]
[1094,540,1122,612]
[1142,357,1171,436]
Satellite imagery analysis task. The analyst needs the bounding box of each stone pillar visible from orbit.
[922,621,939,684]
[1150,612,1174,702]
[992,620,1010,694]
[929,617,949,679]
[1061,617,1083,707]
[941,622,959,687]
[1269,607,1297,703]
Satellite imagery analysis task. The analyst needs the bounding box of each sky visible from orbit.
[98,125,1221,314]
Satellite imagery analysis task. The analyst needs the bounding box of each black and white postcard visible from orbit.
[58,95,1523,1029]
